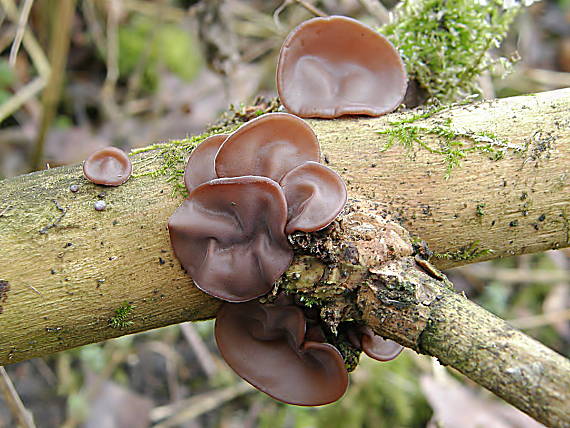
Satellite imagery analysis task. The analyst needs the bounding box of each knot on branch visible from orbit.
[280,200,446,350]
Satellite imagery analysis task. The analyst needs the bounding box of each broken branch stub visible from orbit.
[283,199,570,427]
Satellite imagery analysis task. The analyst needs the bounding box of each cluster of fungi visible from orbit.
[169,16,407,405]
[83,15,408,406]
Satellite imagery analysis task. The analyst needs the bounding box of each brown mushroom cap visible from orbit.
[280,161,347,234]
[83,147,132,186]
[168,176,292,302]
[360,327,403,362]
[276,16,407,118]
[183,134,228,192]
[215,113,320,182]
[215,302,349,406]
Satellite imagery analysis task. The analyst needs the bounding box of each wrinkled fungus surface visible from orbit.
[168,112,353,405]
[215,113,320,182]
[168,176,292,302]
[276,16,407,118]
[83,147,132,186]
[215,301,349,406]
[280,161,347,234]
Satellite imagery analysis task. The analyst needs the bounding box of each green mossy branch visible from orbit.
[378,117,527,178]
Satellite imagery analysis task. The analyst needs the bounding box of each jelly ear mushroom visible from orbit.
[83,147,132,186]
[276,16,407,118]
[183,134,228,192]
[360,327,403,362]
[280,161,347,234]
[168,176,292,302]
[215,302,349,406]
[215,113,320,182]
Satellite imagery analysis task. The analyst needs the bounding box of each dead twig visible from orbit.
[31,0,76,170]
[151,381,253,427]
[8,0,35,66]
[179,322,219,378]
[0,367,36,428]
[509,308,570,330]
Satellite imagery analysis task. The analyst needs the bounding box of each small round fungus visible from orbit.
[215,113,320,182]
[280,161,347,234]
[83,147,132,186]
[360,327,403,362]
[168,176,292,302]
[184,134,228,192]
[276,16,407,118]
[215,301,349,406]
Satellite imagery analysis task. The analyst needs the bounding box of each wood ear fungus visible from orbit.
[215,113,320,183]
[83,147,132,186]
[359,326,403,362]
[168,176,292,302]
[280,161,347,234]
[184,134,228,192]
[215,301,349,406]
[276,16,407,118]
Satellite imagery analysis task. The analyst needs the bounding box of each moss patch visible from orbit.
[434,241,494,262]
[378,117,527,178]
[108,302,135,329]
[382,0,527,103]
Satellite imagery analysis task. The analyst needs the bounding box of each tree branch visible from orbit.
[0,89,569,425]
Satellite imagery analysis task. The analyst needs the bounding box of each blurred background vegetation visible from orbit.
[0,0,569,427]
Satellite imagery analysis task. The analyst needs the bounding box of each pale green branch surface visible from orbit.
[0,89,569,426]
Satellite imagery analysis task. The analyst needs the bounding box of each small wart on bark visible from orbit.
[0,280,10,314]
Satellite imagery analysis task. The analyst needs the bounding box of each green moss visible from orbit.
[382,0,529,103]
[434,241,494,262]
[108,302,135,329]
[378,118,527,178]
[129,98,281,196]
[476,203,486,217]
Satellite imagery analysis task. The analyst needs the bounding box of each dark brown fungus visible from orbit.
[276,16,407,118]
[215,301,349,405]
[280,161,347,234]
[360,326,403,362]
[83,147,132,186]
[183,134,228,192]
[168,176,292,302]
[215,113,320,182]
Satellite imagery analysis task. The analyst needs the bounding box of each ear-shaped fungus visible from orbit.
[280,161,347,234]
[360,327,403,362]
[215,113,320,182]
[276,16,407,118]
[168,176,292,302]
[215,301,349,405]
[83,147,132,186]
[184,134,228,192]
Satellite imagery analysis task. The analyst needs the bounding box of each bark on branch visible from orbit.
[0,89,569,426]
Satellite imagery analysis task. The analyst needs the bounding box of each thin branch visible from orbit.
[31,0,76,170]
[0,367,35,428]
[8,0,34,67]
[0,76,45,124]
[509,308,570,330]
[0,0,50,78]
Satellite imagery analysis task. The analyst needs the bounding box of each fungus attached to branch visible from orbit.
[168,176,292,302]
[83,147,132,186]
[215,301,349,406]
[183,134,228,192]
[276,16,407,118]
[280,161,347,234]
[357,326,403,362]
[215,113,320,182]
